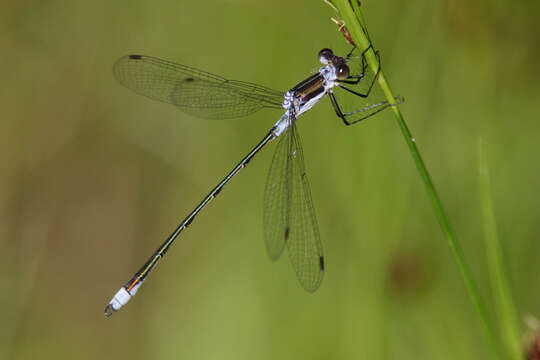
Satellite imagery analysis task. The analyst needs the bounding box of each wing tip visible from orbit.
[299,258,325,293]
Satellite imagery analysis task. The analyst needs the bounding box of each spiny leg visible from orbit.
[339,49,380,94]
[330,46,389,126]
[329,89,403,126]
[340,44,375,85]
[328,90,350,126]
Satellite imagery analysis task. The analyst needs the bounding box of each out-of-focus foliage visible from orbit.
[1,0,539,359]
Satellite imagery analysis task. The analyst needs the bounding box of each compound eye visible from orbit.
[318,48,334,64]
[336,64,350,80]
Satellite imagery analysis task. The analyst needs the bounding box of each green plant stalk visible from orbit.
[478,138,521,360]
[331,0,501,356]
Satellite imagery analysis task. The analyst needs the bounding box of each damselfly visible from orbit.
[105,46,402,317]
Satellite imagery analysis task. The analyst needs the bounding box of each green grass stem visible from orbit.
[478,138,521,360]
[330,0,501,356]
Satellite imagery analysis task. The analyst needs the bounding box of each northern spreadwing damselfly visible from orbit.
[105,46,402,317]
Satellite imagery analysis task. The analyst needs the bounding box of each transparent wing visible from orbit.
[286,124,324,292]
[263,120,324,292]
[114,55,284,119]
[263,126,290,261]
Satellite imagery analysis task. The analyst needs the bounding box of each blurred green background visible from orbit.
[2,0,540,359]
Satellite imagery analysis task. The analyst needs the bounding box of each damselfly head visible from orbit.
[318,48,334,65]
[318,49,349,80]
[334,60,350,80]
[328,55,349,80]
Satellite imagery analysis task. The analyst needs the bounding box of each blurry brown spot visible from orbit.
[526,334,540,360]
[387,250,432,299]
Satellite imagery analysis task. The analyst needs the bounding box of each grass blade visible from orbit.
[478,137,521,360]
[329,0,501,356]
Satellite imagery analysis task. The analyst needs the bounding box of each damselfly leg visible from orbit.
[329,46,403,125]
